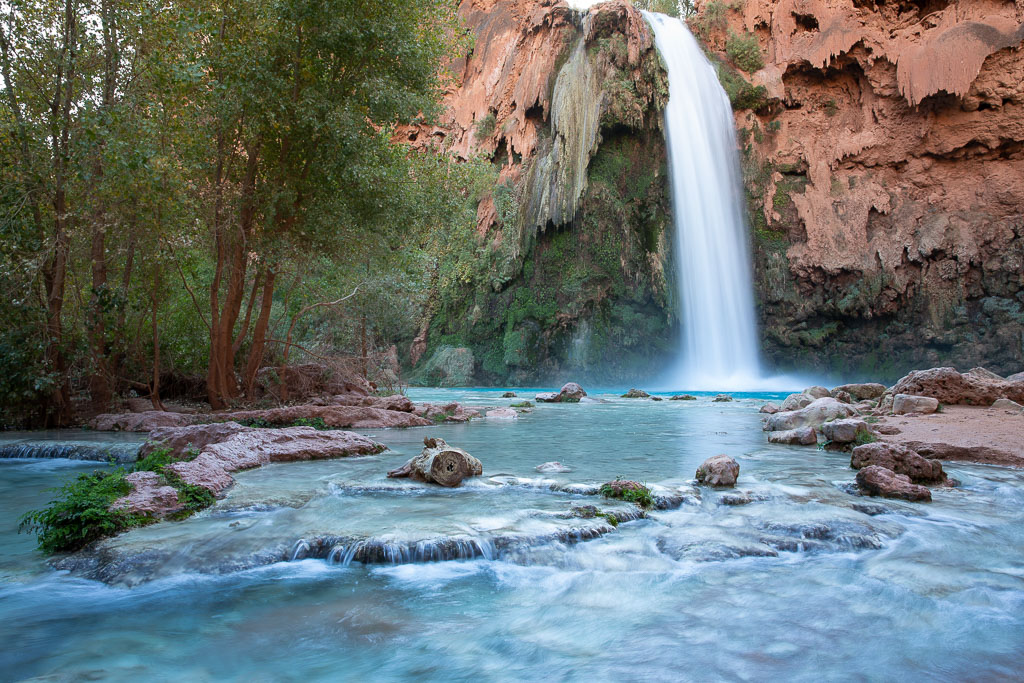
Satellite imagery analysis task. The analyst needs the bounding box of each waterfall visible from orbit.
[645,12,762,391]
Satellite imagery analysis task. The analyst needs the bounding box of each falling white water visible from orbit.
[644,12,762,391]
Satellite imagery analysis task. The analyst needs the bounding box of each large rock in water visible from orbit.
[89,411,196,432]
[387,437,482,487]
[140,422,253,459]
[537,383,588,403]
[856,466,932,502]
[850,442,946,484]
[621,388,650,398]
[167,428,385,494]
[695,455,740,487]
[891,367,1024,406]
[764,398,858,432]
[217,404,431,429]
[819,418,872,445]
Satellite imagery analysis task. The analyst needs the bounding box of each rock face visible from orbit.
[404,0,675,386]
[892,394,940,415]
[891,367,1024,405]
[387,437,483,487]
[856,466,932,502]
[765,397,858,431]
[850,442,946,484]
[696,1,1024,378]
[89,411,196,432]
[695,455,740,487]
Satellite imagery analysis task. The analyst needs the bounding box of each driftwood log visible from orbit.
[387,437,483,487]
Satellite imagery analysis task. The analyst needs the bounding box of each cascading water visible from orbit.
[644,12,762,391]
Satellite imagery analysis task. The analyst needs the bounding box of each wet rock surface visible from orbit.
[856,466,932,503]
[695,455,740,487]
[767,427,817,445]
[765,398,858,432]
[819,419,872,445]
[850,442,946,484]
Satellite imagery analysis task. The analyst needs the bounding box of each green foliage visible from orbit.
[291,417,329,430]
[854,431,878,446]
[18,470,151,554]
[714,60,769,111]
[596,511,619,527]
[691,0,740,36]
[824,98,839,116]
[600,480,655,509]
[160,469,217,521]
[474,112,497,140]
[726,31,764,72]
[510,401,533,408]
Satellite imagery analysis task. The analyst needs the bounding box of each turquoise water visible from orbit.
[1,389,1022,680]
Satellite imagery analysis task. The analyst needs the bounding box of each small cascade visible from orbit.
[644,12,762,390]
[0,441,141,463]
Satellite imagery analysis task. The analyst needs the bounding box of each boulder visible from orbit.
[892,394,939,415]
[805,386,831,399]
[712,394,733,402]
[781,393,814,411]
[695,455,740,487]
[819,418,872,445]
[670,395,697,400]
[414,402,479,423]
[536,461,572,473]
[111,471,182,516]
[485,408,518,420]
[875,425,901,435]
[833,383,887,400]
[652,396,663,401]
[1008,371,1024,382]
[502,392,517,398]
[892,367,1024,406]
[89,411,196,432]
[537,383,588,403]
[967,367,1003,380]
[622,388,650,398]
[367,394,415,413]
[759,402,781,414]
[764,398,858,432]
[168,428,385,494]
[767,427,818,445]
[558,382,587,401]
[850,442,946,483]
[855,465,931,502]
[600,479,649,499]
[990,398,1024,413]
[387,437,482,487]
[830,389,854,404]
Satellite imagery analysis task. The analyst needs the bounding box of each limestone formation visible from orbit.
[387,438,483,487]
[111,472,182,516]
[892,368,1024,406]
[695,455,740,487]
[856,466,932,503]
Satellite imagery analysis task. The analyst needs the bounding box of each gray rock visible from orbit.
[695,455,740,487]
[805,386,831,399]
[669,394,697,401]
[990,398,1024,413]
[621,388,650,398]
[856,465,931,502]
[893,394,939,415]
[833,383,887,400]
[712,394,733,402]
[819,418,872,444]
[765,398,858,432]
[767,427,818,445]
[781,392,814,411]
[759,402,781,414]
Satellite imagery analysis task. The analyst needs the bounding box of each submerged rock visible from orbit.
[856,465,931,502]
[621,388,650,398]
[767,427,817,445]
[502,391,517,398]
[712,394,733,402]
[669,394,697,400]
[386,437,482,487]
[536,461,572,473]
[892,394,939,415]
[764,397,858,432]
[695,455,739,487]
[850,442,946,484]
[485,408,518,420]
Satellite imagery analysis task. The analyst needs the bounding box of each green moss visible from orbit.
[714,58,768,111]
[600,480,655,509]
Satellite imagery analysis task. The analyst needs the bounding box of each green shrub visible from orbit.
[18,469,152,554]
[854,431,878,446]
[715,60,768,111]
[510,401,533,408]
[291,417,329,430]
[474,112,496,140]
[726,31,764,72]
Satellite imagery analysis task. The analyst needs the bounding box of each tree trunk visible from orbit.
[386,437,483,487]
[243,268,277,397]
[150,279,166,412]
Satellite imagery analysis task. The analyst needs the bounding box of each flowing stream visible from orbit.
[645,13,762,390]
[1,388,1023,680]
